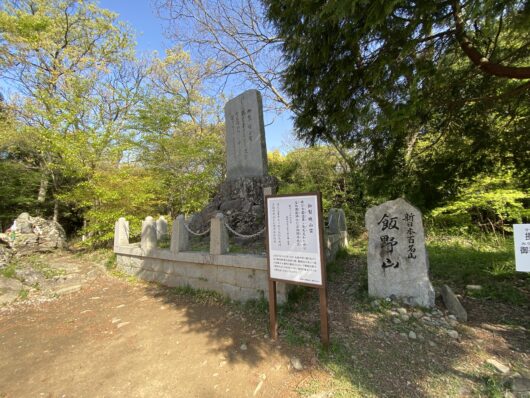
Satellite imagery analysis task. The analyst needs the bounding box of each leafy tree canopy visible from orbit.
[265,0,530,208]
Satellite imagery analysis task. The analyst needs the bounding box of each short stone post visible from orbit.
[114,217,129,248]
[210,213,229,255]
[337,209,348,247]
[171,215,189,254]
[141,216,157,251]
[156,216,168,241]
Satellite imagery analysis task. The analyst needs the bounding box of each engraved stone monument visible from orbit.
[189,90,278,237]
[225,89,268,179]
[365,198,435,307]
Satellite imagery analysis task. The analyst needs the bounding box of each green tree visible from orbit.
[265,0,530,209]
[62,165,164,246]
[429,170,529,234]
[133,48,225,217]
[0,0,137,222]
[269,146,366,232]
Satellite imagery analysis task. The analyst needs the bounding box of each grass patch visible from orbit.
[18,288,29,300]
[186,235,267,255]
[427,233,529,305]
[327,246,350,281]
[188,236,210,252]
[237,297,268,317]
[109,268,141,284]
[0,262,17,279]
[479,374,505,398]
[29,258,66,279]
[158,236,171,249]
[347,230,529,306]
[2,256,66,281]
[104,253,117,270]
[315,340,376,397]
[171,284,230,305]
[477,364,506,398]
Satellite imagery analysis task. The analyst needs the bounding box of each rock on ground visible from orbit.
[0,276,23,304]
[441,284,468,322]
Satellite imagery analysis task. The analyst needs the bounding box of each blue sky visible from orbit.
[98,0,295,152]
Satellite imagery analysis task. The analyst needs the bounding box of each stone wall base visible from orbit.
[115,245,289,303]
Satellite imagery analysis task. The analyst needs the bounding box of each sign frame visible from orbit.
[514,224,530,273]
[264,192,329,346]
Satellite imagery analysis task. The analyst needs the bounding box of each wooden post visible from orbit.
[268,279,278,340]
[319,287,329,347]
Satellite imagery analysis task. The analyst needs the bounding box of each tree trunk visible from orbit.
[37,171,49,203]
[53,199,59,223]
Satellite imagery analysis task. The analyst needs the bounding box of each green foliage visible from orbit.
[480,375,505,398]
[0,0,140,231]
[268,146,366,234]
[326,246,353,281]
[0,160,41,227]
[269,146,344,203]
[0,263,17,279]
[1,1,222,245]
[265,0,530,209]
[104,254,117,270]
[429,171,529,233]
[134,48,224,217]
[18,289,29,300]
[61,165,164,246]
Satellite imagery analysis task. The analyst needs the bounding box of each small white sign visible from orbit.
[266,194,323,286]
[514,224,530,272]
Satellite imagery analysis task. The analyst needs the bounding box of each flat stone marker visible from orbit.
[365,198,435,307]
[224,89,268,179]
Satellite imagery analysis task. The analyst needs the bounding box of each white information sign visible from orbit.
[514,224,530,272]
[266,194,323,286]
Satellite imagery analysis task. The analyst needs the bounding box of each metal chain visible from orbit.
[183,222,211,237]
[223,221,265,239]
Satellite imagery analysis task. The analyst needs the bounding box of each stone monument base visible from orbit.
[368,276,435,308]
[189,176,278,239]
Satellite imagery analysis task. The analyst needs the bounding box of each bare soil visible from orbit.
[0,254,321,398]
[1,251,529,397]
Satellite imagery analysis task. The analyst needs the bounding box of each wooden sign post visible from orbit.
[265,192,329,347]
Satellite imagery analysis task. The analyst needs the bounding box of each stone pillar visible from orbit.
[171,215,189,254]
[337,209,348,247]
[114,217,129,248]
[156,216,168,241]
[328,209,339,234]
[210,213,229,255]
[141,216,157,251]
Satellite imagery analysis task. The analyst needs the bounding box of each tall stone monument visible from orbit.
[365,198,435,307]
[225,90,268,179]
[189,90,278,236]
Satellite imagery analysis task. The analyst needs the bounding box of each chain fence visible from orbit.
[182,213,265,239]
[183,222,211,237]
[223,221,265,239]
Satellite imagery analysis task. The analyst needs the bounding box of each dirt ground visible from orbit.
[1,251,529,397]
[0,254,322,398]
